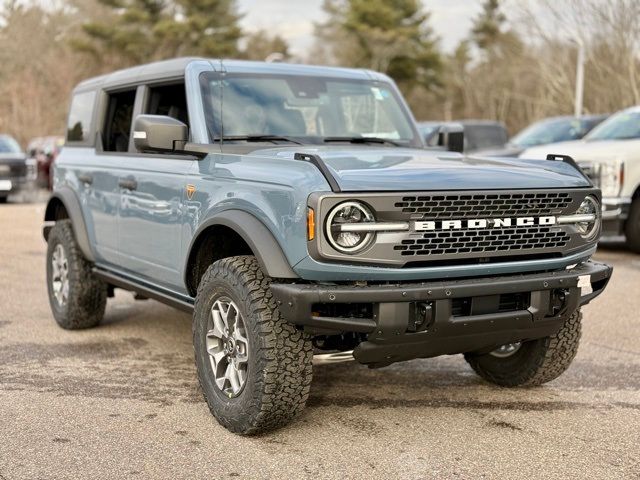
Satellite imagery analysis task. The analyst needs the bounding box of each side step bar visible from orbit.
[93,267,195,313]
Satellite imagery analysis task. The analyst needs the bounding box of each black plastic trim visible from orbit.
[271,260,611,366]
[94,267,194,313]
[43,189,95,262]
[546,154,592,184]
[184,210,298,291]
[294,152,341,192]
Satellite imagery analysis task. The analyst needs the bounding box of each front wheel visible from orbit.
[193,256,313,435]
[464,310,582,387]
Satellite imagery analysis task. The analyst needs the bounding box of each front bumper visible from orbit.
[271,261,612,366]
[601,197,631,236]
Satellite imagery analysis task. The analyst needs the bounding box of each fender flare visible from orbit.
[43,188,96,262]
[184,210,298,286]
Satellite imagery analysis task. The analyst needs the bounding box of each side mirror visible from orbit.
[133,114,188,153]
[438,123,465,153]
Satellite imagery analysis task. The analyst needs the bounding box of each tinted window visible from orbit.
[67,91,96,142]
[146,83,189,126]
[103,90,136,152]
[0,135,22,153]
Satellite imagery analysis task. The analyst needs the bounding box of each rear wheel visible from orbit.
[625,197,640,253]
[464,310,582,387]
[193,255,313,435]
[46,220,107,329]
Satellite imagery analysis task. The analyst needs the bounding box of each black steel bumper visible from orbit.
[270,261,612,366]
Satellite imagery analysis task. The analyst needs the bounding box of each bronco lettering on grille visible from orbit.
[413,216,557,231]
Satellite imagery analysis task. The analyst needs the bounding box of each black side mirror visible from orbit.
[133,114,188,153]
[438,123,465,153]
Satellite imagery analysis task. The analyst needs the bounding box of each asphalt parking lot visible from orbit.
[0,202,639,480]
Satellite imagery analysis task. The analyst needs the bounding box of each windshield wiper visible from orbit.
[323,136,401,146]
[217,135,303,145]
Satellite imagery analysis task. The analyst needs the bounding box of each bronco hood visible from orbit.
[272,146,591,192]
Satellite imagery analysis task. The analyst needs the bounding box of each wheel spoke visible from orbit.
[205,296,250,398]
[225,363,240,393]
[210,307,226,338]
[50,244,69,307]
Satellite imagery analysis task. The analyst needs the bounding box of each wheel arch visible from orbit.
[43,188,95,262]
[184,210,298,296]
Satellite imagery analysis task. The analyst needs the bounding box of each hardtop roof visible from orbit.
[73,57,388,93]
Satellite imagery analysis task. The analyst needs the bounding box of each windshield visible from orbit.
[511,118,587,147]
[201,73,419,146]
[585,111,640,141]
[0,135,22,153]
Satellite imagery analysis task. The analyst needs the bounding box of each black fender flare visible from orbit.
[43,188,96,262]
[184,210,298,287]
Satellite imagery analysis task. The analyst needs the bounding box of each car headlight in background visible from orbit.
[599,160,624,197]
[325,201,375,253]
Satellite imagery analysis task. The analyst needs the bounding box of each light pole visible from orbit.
[574,37,585,117]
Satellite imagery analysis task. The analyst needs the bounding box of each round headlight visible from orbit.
[325,201,375,253]
[575,195,600,239]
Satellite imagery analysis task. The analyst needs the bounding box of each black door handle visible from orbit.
[78,173,93,185]
[118,178,138,190]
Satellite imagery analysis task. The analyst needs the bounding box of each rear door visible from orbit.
[63,89,123,266]
[116,82,196,291]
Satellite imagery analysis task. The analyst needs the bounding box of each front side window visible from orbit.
[586,110,640,141]
[67,91,96,142]
[200,73,419,146]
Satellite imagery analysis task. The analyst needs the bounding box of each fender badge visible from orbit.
[186,184,196,200]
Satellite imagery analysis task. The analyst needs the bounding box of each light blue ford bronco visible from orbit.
[44,58,612,434]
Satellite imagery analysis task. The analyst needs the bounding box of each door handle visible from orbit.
[78,173,93,185]
[118,178,138,190]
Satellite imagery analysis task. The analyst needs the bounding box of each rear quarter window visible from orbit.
[67,91,96,143]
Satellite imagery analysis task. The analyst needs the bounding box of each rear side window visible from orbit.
[103,90,136,152]
[67,91,96,142]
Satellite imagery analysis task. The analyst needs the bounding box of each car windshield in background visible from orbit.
[201,73,419,146]
[511,118,586,147]
[586,111,640,141]
[0,135,22,153]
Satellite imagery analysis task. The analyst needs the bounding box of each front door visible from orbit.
[116,83,194,291]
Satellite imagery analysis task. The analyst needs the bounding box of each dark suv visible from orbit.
[0,134,35,202]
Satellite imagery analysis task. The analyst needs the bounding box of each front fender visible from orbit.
[43,188,95,262]
[184,210,298,286]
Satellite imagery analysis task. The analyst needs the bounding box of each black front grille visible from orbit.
[395,226,571,257]
[10,164,26,176]
[394,192,571,219]
[313,188,594,267]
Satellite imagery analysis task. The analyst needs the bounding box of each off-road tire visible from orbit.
[625,197,640,253]
[46,220,107,329]
[193,255,313,435]
[464,310,582,387]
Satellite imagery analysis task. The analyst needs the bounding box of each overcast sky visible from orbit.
[237,0,485,58]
